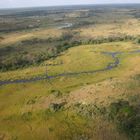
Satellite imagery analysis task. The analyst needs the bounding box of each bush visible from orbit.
[49,102,66,112]
[135,38,140,44]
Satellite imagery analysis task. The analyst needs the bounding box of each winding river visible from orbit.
[0,50,140,86]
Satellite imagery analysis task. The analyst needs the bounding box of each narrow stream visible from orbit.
[0,50,140,86]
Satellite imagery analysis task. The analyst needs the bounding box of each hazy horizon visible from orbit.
[0,0,140,9]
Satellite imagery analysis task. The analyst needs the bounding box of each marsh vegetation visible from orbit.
[0,4,140,140]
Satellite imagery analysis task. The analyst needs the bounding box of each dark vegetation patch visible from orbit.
[21,37,56,45]
[0,36,4,41]
[132,74,140,81]
[108,100,140,140]
[135,38,140,44]
[0,23,39,33]
[49,102,66,112]
[73,103,106,118]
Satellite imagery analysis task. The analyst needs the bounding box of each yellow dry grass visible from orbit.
[77,19,140,38]
[0,28,63,47]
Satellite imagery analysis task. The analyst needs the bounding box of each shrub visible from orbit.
[49,102,66,112]
[135,38,140,44]
[21,112,32,121]
[50,90,62,97]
